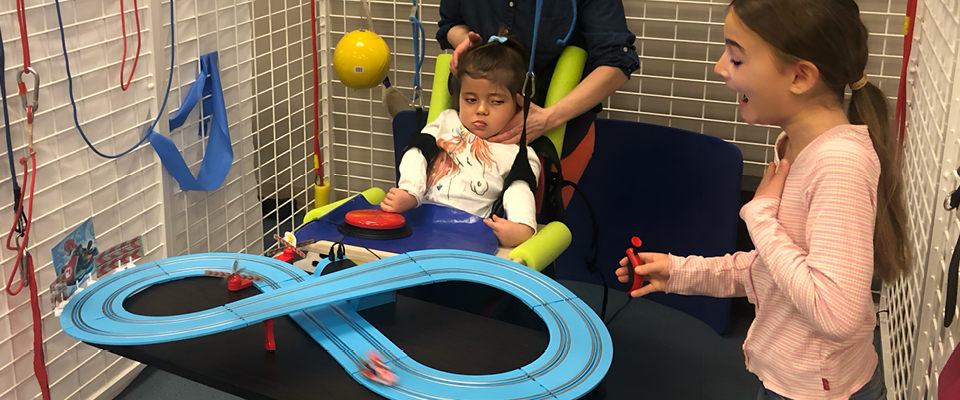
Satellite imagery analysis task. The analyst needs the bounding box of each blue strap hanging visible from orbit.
[148,52,233,191]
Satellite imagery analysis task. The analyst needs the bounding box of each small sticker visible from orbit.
[354,66,364,73]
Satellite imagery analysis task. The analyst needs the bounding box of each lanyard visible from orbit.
[119,0,142,91]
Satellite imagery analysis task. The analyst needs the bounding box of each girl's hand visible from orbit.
[754,159,791,199]
[615,252,671,297]
[380,188,418,213]
[483,215,534,247]
[487,101,553,144]
[449,31,483,75]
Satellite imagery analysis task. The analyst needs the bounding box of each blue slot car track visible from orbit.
[61,250,611,399]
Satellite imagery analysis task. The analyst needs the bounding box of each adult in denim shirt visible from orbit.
[438,0,639,158]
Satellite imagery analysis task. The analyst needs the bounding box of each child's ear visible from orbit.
[515,93,524,108]
[789,60,820,95]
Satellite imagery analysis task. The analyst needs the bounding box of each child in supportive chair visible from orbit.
[381,30,540,247]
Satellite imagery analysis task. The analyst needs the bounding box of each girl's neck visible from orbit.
[779,104,850,160]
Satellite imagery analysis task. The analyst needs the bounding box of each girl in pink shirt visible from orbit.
[615,0,912,399]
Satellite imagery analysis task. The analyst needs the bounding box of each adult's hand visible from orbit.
[449,31,483,75]
[487,101,555,144]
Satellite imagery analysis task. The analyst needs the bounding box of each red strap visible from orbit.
[309,0,323,183]
[27,254,51,400]
[895,0,919,159]
[15,0,30,70]
[119,0,142,91]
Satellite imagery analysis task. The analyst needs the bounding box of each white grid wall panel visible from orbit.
[252,0,329,250]
[328,0,442,200]
[162,0,260,258]
[888,0,960,397]
[325,0,904,193]
[0,0,161,399]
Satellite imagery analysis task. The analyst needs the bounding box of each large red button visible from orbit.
[345,209,406,230]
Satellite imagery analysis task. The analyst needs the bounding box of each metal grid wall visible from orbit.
[326,0,442,200]
[325,0,905,191]
[0,0,260,399]
[252,0,331,246]
[163,0,260,258]
[886,0,960,397]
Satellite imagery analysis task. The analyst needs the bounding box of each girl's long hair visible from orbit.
[732,0,911,283]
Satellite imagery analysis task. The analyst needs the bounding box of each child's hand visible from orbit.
[484,215,534,247]
[615,252,671,297]
[380,188,418,213]
[754,159,791,199]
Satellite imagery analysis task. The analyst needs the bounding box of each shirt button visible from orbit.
[623,47,628,52]
[509,1,514,6]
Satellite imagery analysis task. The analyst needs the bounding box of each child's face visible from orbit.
[458,76,518,139]
[713,11,797,126]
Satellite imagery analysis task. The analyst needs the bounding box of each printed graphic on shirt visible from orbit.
[427,126,497,199]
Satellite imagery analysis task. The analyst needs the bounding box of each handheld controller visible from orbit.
[625,236,644,293]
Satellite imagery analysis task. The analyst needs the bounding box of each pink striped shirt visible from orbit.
[666,125,879,399]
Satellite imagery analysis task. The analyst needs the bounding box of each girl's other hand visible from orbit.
[483,215,534,247]
[449,31,483,75]
[754,159,790,199]
[380,188,418,213]
[615,252,671,297]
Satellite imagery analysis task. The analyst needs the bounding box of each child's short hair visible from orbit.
[455,28,529,99]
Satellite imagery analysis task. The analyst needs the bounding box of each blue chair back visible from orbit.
[556,118,743,334]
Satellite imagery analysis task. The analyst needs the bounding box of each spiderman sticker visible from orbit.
[50,218,99,303]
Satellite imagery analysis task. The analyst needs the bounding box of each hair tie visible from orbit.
[487,35,508,44]
[850,75,869,91]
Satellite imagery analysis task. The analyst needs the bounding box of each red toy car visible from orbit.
[359,351,398,386]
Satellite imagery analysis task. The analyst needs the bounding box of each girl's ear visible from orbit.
[515,93,524,110]
[789,60,820,95]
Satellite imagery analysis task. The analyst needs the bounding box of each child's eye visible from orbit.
[491,100,504,105]
[464,98,477,104]
[731,59,742,67]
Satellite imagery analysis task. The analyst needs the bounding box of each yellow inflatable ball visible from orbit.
[333,29,392,90]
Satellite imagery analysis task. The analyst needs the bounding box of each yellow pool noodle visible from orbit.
[509,221,572,271]
[426,54,453,124]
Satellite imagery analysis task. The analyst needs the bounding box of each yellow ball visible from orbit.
[333,30,392,90]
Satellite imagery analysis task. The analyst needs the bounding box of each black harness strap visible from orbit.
[945,181,960,327]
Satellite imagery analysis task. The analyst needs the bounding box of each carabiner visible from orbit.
[17,67,40,113]
[409,87,424,109]
[521,72,536,99]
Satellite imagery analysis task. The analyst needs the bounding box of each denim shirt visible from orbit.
[438,0,639,156]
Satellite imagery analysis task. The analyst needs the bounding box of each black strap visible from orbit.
[403,106,440,167]
[946,233,959,327]
[945,183,960,327]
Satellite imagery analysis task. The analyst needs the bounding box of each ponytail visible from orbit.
[848,82,912,283]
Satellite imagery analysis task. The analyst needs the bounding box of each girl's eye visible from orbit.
[464,98,477,103]
[731,59,742,67]
[491,100,504,105]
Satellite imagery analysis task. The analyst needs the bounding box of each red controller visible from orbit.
[625,236,644,293]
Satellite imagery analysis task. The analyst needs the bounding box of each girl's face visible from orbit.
[458,76,518,139]
[714,10,797,126]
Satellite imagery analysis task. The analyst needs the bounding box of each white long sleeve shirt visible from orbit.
[667,126,880,399]
[397,109,541,231]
